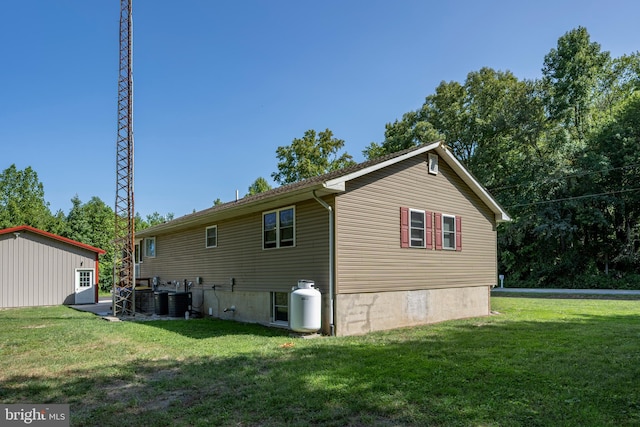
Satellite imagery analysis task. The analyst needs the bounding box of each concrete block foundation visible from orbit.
[334,286,490,336]
[197,286,490,337]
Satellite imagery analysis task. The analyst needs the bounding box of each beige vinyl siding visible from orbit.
[335,152,497,294]
[140,199,331,294]
[0,231,96,308]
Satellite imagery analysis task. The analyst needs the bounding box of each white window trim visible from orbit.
[262,206,296,249]
[409,209,426,248]
[205,225,218,248]
[144,237,156,258]
[134,241,142,264]
[428,153,439,175]
[442,214,456,250]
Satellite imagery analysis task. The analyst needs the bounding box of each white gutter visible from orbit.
[312,190,335,336]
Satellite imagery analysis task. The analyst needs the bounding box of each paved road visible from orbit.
[492,287,640,296]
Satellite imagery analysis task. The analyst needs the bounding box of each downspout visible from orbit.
[312,190,335,336]
[95,253,100,304]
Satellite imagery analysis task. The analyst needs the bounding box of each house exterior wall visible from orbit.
[335,286,490,336]
[139,198,331,327]
[0,230,97,308]
[332,152,497,334]
[200,288,333,333]
[138,150,501,336]
[335,152,497,293]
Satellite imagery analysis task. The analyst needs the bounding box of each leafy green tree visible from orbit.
[367,68,546,191]
[247,177,272,196]
[542,26,609,141]
[367,27,640,289]
[272,129,355,185]
[49,209,68,236]
[586,93,640,271]
[594,52,640,122]
[146,211,174,226]
[213,198,223,206]
[63,196,115,291]
[136,211,175,231]
[363,111,443,159]
[0,165,53,229]
[496,29,638,287]
[65,196,92,243]
[422,79,472,161]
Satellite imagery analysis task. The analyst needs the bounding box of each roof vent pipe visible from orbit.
[312,190,335,336]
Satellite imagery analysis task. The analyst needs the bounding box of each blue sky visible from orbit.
[1,0,639,218]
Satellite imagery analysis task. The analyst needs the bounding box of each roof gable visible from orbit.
[0,225,106,254]
[137,141,510,236]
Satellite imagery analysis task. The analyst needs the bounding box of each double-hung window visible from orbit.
[205,225,217,248]
[410,209,426,248]
[402,207,461,251]
[442,215,456,250]
[400,207,433,249]
[134,243,141,264]
[144,237,156,258]
[434,213,462,251]
[263,206,295,249]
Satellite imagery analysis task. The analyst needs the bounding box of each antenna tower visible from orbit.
[113,0,135,316]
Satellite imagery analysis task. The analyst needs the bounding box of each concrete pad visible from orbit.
[70,298,112,316]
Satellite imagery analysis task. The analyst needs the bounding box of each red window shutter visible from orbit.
[425,210,433,250]
[456,216,462,251]
[400,207,409,248]
[435,212,442,250]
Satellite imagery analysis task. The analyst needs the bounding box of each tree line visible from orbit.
[0,166,175,290]
[266,27,640,289]
[374,27,639,289]
[2,27,639,289]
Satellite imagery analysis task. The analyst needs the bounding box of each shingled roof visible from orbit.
[137,141,509,237]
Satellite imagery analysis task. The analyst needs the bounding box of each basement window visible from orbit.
[271,292,288,325]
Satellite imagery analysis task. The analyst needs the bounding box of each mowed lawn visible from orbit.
[1,297,639,426]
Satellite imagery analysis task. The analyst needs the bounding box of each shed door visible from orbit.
[75,269,95,304]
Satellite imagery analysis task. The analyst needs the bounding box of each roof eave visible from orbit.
[323,141,442,190]
[434,145,511,223]
[137,140,511,237]
[0,225,107,254]
[136,181,342,237]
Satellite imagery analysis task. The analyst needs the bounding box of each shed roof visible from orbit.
[137,141,510,237]
[0,225,106,255]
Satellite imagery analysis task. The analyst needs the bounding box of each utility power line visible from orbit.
[489,162,640,192]
[506,187,640,209]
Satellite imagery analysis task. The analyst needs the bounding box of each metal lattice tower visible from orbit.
[113,0,135,316]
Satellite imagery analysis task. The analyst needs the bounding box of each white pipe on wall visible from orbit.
[312,190,335,336]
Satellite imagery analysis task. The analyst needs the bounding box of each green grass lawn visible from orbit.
[1,297,639,426]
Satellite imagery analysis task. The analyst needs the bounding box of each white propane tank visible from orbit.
[289,280,321,333]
